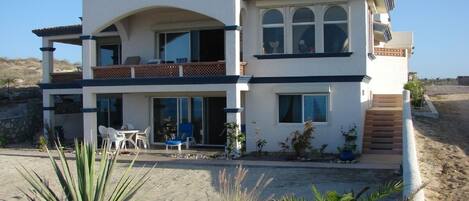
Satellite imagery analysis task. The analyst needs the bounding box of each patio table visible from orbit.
[117,129,140,149]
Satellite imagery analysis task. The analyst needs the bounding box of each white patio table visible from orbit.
[117,129,140,149]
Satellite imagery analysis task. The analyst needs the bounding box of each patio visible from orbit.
[0,148,401,200]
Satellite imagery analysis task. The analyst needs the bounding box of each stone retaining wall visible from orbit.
[0,101,42,144]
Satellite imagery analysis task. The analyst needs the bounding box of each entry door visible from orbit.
[205,97,227,145]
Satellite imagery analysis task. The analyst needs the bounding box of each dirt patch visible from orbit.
[413,93,469,200]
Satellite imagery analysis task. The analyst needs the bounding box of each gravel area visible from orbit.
[0,151,400,201]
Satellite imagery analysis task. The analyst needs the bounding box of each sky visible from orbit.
[0,0,468,78]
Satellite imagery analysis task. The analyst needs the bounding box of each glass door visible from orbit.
[97,95,123,129]
[153,98,178,143]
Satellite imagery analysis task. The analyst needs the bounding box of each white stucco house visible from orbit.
[33,0,413,154]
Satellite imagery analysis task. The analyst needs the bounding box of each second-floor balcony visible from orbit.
[50,62,247,84]
[92,62,247,79]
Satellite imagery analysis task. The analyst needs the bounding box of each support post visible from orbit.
[81,35,97,79]
[42,93,55,140]
[83,91,97,145]
[225,85,243,158]
[40,39,55,83]
[225,27,241,76]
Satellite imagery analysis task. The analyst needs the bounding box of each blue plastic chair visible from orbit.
[178,123,195,149]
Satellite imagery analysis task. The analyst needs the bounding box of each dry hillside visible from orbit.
[0,57,78,87]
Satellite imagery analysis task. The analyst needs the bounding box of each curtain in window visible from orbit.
[279,95,302,123]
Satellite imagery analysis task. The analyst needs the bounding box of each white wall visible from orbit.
[244,82,365,153]
[122,93,151,131]
[369,55,409,94]
[242,0,368,77]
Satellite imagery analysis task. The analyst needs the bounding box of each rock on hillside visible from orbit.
[0,57,79,87]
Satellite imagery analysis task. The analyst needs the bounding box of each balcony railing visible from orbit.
[50,72,82,83]
[92,61,247,79]
[374,47,407,57]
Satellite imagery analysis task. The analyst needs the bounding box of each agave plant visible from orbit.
[218,165,274,201]
[17,141,153,201]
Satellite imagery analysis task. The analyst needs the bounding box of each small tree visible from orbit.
[225,122,246,159]
[279,121,315,158]
[404,79,425,107]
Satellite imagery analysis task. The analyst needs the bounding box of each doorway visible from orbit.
[151,97,226,146]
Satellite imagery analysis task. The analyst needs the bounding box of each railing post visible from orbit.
[179,65,184,77]
[131,66,135,78]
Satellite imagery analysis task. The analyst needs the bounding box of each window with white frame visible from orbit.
[278,94,328,123]
[292,7,316,53]
[262,9,285,54]
[260,5,349,55]
[324,6,349,53]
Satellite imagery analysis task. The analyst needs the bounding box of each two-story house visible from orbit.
[33,0,413,154]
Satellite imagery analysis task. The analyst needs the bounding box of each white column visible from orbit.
[42,92,54,140]
[225,0,242,76]
[226,86,242,125]
[41,39,55,83]
[83,91,97,145]
[82,36,97,79]
[225,28,241,76]
[225,85,242,158]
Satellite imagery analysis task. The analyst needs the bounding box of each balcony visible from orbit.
[92,62,247,79]
[50,72,82,83]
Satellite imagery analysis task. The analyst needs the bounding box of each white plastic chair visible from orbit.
[135,126,151,149]
[108,127,126,150]
[98,125,110,148]
[121,123,135,130]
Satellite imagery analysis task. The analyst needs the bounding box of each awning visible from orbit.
[32,24,117,37]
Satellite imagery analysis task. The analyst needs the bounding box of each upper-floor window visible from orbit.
[259,5,349,55]
[292,8,316,53]
[324,6,349,53]
[262,9,284,54]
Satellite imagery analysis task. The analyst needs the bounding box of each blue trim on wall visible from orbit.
[80,35,97,40]
[249,75,371,84]
[224,108,244,113]
[82,108,98,113]
[37,75,371,90]
[253,52,353,59]
[40,47,56,52]
[39,82,83,89]
[43,107,55,111]
[225,25,242,31]
[82,76,252,87]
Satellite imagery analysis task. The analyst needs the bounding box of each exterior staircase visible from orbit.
[363,94,403,154]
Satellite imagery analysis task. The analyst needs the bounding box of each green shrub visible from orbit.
[404,79,425,107]
[279,121,315,158]
[38,135,48,152]
[0,135,8,147]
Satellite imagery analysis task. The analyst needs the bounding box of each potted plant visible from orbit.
[338,125,358,161]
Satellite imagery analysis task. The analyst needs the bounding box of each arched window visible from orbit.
[324,6,348,53]
[292,8,315,54]
[262,9,284,54]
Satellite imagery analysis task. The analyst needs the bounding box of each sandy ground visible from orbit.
[413,86,469,201]
[0,152,400,201]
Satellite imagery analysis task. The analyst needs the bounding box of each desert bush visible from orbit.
[18,141,153,201]
[279,121,315,158]
[218,165,273,201]
[404,79,425,107]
